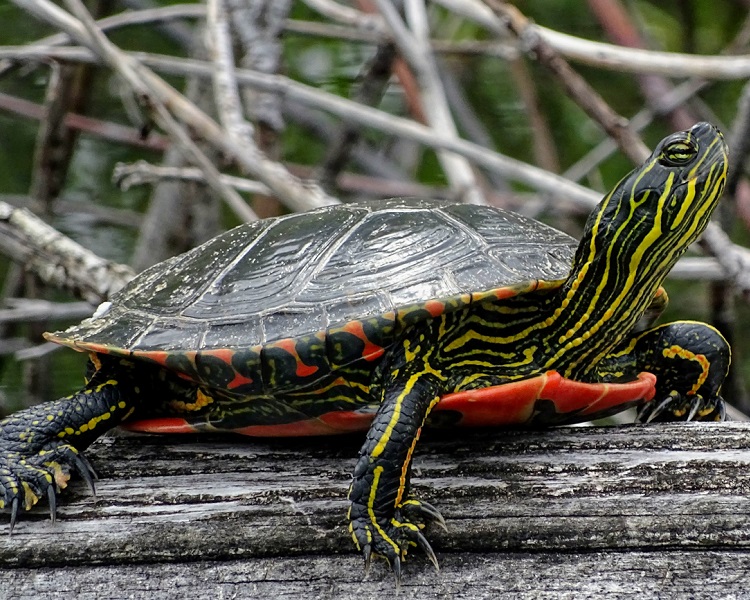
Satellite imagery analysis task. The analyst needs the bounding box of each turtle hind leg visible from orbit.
[629,321,730,422]
[0,355,144,529]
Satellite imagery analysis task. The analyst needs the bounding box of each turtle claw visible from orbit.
[414,528,439,572]
[638,390,726,423]
[9,497,18,534]
[401,498,447,531]
[392,555,402,588]
[362,543,373,576]
[71,451,97,497]
[0,440,95,531]
[641,395,674,423]
[47,485,57,524]
[414,499,447,531]
[686,397,702,422]
[350,497,443,581]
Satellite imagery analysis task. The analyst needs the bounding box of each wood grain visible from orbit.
[2,422,750,598]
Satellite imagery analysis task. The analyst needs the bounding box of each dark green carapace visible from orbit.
[0,122,730,580]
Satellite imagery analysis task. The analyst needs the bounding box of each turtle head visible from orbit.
[572,122,728,288]
[550,123,727,377]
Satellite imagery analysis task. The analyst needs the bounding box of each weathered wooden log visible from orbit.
[2,422,750,599]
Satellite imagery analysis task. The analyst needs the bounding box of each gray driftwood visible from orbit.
[2,422,750,599]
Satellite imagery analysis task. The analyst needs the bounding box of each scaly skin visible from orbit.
[0,356,167,526]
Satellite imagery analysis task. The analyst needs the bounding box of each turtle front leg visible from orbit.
[348,343,446,579]
[603,321,730,422]
[0,356,142,529]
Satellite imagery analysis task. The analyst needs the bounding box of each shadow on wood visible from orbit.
[2,422,750,599]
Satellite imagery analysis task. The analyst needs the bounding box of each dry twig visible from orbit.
[376,0,486,204]
[0,201,134,304]
[12,0,337,215]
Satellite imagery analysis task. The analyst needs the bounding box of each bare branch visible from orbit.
[376,0,486,204]
[301,0,385,34]
[562,80,709,183]
[11,1,750,81]
[438,0,750,79]
[12,0,338,214]
[0,4,206,77]
[701,225,750,299]
[487,0,650,165]
[0,194,142,229]
[0,299,93,324]
[0,43,602,208]
[0,90,169,151]
[63,0,258,223]
[205,0,255,142]
[318,42,397,191]
[231,0,289,134]
[113,161,272,196]
[0,201,134,304]
[726,80,750,198]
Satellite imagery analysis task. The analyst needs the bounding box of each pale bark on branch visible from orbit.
[0,201,134,305]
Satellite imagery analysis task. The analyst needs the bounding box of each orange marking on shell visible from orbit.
[88,352,103,371]
[471,281,547,304]
[492,287,524,301]
[296,362,318,377]
[424,300,445,317]
[227,372,254,389]
[275,338,319,378]
[201,349,255,388]
[141,351,171,368]
[342,321,385,361]
[204,348,235,365]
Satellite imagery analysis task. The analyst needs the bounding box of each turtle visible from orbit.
[0,121,731,579]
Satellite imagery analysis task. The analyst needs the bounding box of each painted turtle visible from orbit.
[0,122,731,579]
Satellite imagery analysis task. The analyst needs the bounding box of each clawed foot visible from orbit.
[349,498,446,583]
[637,390,726,423]
[0,441,96,532]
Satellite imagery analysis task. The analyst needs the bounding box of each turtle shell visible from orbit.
[47,198,576,389]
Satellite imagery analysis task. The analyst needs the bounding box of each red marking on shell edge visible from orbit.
[123,418,199,434]
[142,351,171,368]
[436,371,657,427]
[296,363,319,377]
[199,349,254,388]
[203,348,235,365]
[47,337,118,356]
[274,338,319,378]
[115,348,174,368]
[227,372,254,389]
[424,300,445,317]
[342,321,385,362]
[491,287,525,301]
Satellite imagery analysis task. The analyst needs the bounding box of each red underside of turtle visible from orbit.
[123,370,657,437]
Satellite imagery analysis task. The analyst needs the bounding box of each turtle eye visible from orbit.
[659,139,698,167]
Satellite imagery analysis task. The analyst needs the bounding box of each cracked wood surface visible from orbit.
[2,422,750,599]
